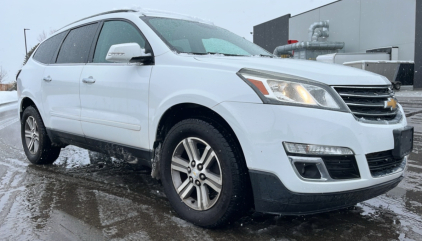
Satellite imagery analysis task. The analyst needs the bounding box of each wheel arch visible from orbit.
[154,103,241,152]
[153,102,254,210]
[20,97,39,119]
[152,103,250,181]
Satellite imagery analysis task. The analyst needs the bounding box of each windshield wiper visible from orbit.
[256,54,274,58]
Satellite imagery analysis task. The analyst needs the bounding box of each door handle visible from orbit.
[43,76,52,82]
[82,76,96,84]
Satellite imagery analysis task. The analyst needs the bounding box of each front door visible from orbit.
[79,20,152,149]
[42,23,99,136]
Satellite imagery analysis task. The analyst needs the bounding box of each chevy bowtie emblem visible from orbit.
[384,98,397,110]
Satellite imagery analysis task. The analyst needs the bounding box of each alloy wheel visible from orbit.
[171,137,223,211]
[24,116,39,154]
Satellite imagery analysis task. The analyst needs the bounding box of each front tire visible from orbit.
[160,119,250,228]
[21,106,61,165]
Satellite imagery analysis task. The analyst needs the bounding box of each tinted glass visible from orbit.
[93,21,146,63]
[33,32,67,64]
[56,23,98,64]
[144,17,271,56]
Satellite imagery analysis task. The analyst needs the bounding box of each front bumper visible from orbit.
[212,102,408,194]
[249,170,403,215]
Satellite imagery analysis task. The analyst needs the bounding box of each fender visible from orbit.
[148,92,221,148]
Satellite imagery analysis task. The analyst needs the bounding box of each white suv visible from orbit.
[17,9,413,228]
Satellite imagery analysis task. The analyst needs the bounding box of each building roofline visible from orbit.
[291,0,341,17]
[254,14,291,28]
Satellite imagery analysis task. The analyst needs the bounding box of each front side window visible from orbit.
[33,31,67,64]
[56,23,99,64]
[93,21,146,63]
[143,17,271,56]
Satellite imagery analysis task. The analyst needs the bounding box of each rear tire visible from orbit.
[160,119,250,228]
[21,106,61,165]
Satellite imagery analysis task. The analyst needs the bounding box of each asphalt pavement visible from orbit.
[0,97,421,241]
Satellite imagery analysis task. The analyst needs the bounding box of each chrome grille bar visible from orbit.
[333,86,398,121]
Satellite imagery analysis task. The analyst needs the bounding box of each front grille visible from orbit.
[334,86,397,121]
[366,150,404,176]
[322,156,360,179]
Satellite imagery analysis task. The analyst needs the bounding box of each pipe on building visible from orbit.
[308,20,329,41]
[273,41,344,56]
[312,28,329,41]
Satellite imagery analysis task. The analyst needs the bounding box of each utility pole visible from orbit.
[24,28,30,55]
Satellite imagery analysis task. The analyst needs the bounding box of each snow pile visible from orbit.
[0,91,17,104]
[54,145,91,168]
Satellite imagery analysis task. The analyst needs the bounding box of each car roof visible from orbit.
[57,8,213,32]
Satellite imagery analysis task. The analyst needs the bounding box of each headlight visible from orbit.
[237,68,348,111]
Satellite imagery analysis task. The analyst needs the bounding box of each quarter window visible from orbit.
[33,32,67,64]
[93,21,146,63]
[56,23,99,64]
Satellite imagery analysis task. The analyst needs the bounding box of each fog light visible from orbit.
[294,162,321,179]
[283,142,354,156]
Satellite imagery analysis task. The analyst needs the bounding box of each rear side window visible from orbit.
[93,21,146,63]
[56,23,98,64]
[33,32,67,64]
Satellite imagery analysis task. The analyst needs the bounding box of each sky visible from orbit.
[0,0,337,83]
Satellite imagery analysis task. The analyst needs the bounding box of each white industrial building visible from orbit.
[253,0,421,89]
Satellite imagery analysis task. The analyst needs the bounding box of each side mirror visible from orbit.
[105,43,153,64]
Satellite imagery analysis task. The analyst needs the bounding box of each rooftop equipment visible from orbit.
[273,20,345,60]
[343,60,415,90]
[316,53,390,64]
[317,46,400,64]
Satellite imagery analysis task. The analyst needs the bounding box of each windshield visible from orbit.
[142,17,272,57]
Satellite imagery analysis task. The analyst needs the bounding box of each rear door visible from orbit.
[28,31,67,118]
[79,20,152,149]
[42,23,99,136]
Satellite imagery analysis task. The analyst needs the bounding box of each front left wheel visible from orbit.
[21,106,61,164]
[160,119,251,228]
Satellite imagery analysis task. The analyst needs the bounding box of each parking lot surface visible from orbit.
[0,96,421,241]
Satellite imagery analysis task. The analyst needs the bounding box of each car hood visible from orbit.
[194,56,391,86]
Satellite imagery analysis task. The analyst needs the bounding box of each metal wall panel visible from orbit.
[288,9,320,43]
[415,0,422,89]
[318,0,361,53]
[360,0,416,60]
[253,14,290,53]
[288,0,416,61]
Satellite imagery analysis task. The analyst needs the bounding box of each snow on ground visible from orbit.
[0,91,17,104]
[395,90,422,97]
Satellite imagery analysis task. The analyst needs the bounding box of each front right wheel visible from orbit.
[160,119,250,228]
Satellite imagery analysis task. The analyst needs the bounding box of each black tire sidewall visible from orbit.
[21,106,57,164]
[160,119,236,227]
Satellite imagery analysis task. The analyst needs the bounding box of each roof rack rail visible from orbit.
[57,9,138,31]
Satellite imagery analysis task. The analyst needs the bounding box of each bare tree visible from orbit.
[37,30,48,43]
[37,29,57,43]
[0,67,8,84]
